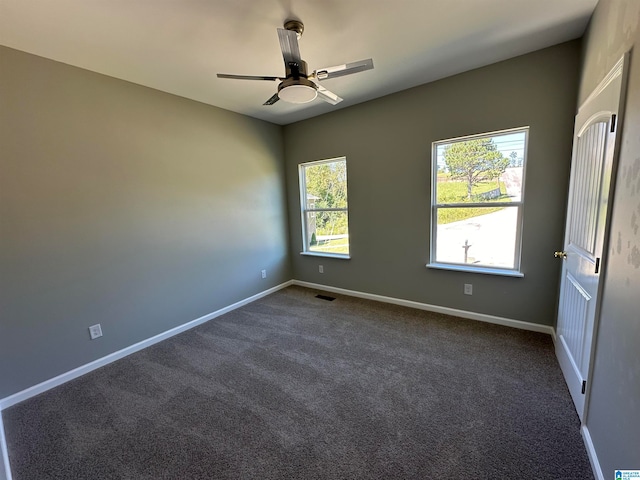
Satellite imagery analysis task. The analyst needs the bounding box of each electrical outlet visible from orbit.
[464,284,473,295]
[261,269,267,279]
[89,324,103,340]
[319,265,324,274]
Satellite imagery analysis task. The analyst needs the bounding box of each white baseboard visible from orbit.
[582,426,604,480]
[292,280,555,336]
[0,281,293,412]
[0,414,11,480]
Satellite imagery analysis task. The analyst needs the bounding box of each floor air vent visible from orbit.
[316,294,336,301]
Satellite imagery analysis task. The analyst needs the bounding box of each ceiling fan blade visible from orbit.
[217,74,281,81]
[314,58,374,80]
[263,92,280,106]
[277,28,302,65]
[316,84,343,105]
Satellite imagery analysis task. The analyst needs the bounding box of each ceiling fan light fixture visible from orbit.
[278,84,318,104]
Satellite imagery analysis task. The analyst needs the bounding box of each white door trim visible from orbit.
[0,414,11,480]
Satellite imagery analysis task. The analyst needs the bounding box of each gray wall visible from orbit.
[579,0,640,474]
[284,41,580,326]
[0,46,291,399]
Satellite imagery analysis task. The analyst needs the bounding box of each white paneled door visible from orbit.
[555,57,627,421]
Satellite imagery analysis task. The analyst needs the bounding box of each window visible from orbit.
[429,127,528,275]
[299,157,349,257]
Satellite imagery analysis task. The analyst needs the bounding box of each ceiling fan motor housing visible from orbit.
[278,59,318,103]
[284,59,309,79]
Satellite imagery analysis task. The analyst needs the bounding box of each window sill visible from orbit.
[426,263,524,278]
[300,252,351,260]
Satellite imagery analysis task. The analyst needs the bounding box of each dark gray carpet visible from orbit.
[3,286,593,479]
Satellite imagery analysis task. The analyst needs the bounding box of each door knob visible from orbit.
[554,251,567,259]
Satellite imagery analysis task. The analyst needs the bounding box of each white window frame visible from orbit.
[427,127,529,277]
[299,156,350,259]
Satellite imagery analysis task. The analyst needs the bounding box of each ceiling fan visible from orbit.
[217,20,374,106]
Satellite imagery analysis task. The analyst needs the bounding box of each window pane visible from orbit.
[435,131,526,204]
[304,160,347,209]
[306,211,349,255]
[435,206,518,268]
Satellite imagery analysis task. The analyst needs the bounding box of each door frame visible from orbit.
[0,413,10,480]
[561,53,630,424]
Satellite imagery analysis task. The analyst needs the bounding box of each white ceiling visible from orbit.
[0,0,597,125]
